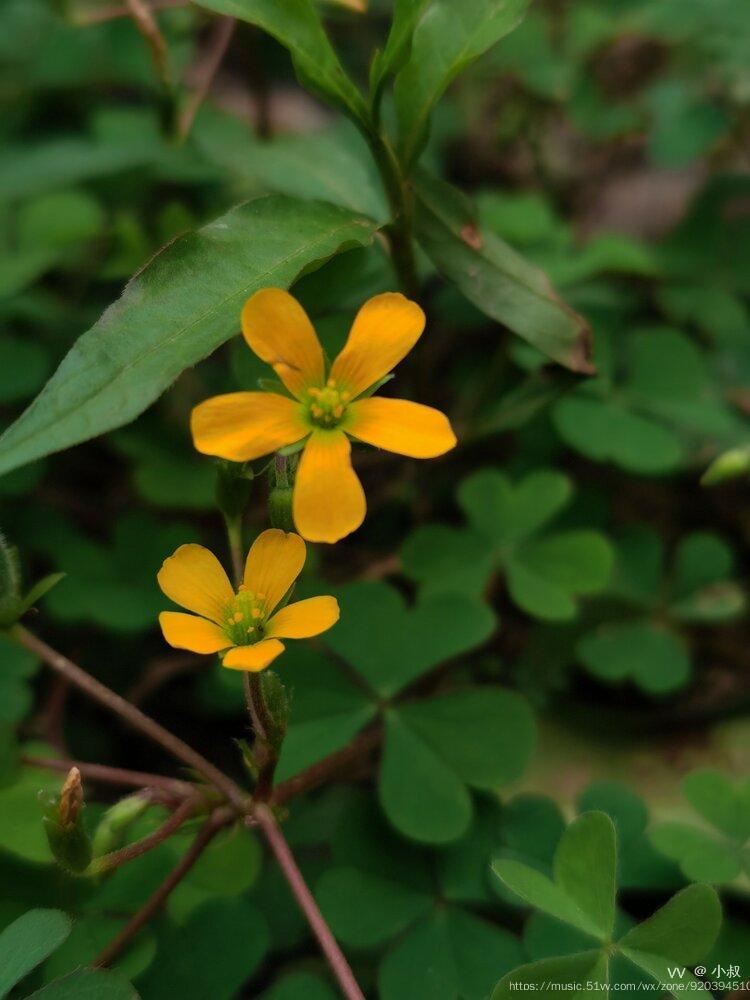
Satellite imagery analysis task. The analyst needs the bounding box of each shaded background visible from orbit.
[1,0,750,996]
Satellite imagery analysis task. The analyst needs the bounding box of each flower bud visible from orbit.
[215,460,254,522]
[260,670,290,752]
[40,768,92,874]
[91,794,150,858]
[702,447,750,486]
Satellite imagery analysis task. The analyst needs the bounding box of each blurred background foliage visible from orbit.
[1,0,750,996]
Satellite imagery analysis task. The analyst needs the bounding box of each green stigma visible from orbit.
[223,587,268,646]
[306,380,351,429]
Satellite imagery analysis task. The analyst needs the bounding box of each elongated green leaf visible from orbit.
[192,0,368,125]
[0,196,376,476]
[370,0,431,101]
[414,173,593,374]
[0,909,71,998]
[394,0,530,165]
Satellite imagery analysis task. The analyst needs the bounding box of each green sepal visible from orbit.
[257,377,292,396]
[357,373,395,400]
[277,438,307,458]
[39,794,93,874]
[16,573,66,618]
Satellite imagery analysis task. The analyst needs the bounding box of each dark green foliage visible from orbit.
[1,0,748,994]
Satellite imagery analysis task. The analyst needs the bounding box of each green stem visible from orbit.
[224,514,244,589]
[368,133,420,299]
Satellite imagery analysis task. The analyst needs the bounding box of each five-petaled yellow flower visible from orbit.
[191,289,457,544]
[157,529,339,672]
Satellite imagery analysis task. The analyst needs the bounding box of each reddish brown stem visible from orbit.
[72,0,183,25]
[272,726,381,806]
[253,805,365,1000]
[22,755,194,797]
[124,0,171,86]
[93,808,233,968]
[12,626,248,812]
[91,796,199,875]
[177,16,236,142]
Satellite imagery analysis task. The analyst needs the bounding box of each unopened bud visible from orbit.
[40,768,92,874]
[59,767,83,827]
[215,460,254,521]
[91,794,150,858]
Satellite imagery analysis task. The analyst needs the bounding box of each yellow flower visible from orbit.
[157,529,339,672]
[191,289,457,543]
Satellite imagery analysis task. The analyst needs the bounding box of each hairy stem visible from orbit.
[253,805,365,1000]
[90,796,200,875]
[12,626,249,812]
[93,808,233,968]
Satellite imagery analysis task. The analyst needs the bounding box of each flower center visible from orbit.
[223,586,267,646]
[307,380,351,428]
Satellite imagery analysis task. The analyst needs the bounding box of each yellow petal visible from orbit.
[191,392,308,462]
[243,529,306,614]
[330,292,425,398]
[222,639,285,672]
[242,288,325,400]
[348,397,457,457]
[157,544,233,623]
[266,595,340,639]
[293,431,366,544]
[159,612,232,653]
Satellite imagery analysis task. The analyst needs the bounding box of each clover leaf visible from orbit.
[316,792,524,1000]
[21,511,191,632]
[0,908,137,1000]
[576,527,745,694]
[649,769,750,885]
[402,468,613,622]
[493,812,722,997]
[273,586,535,844]
[553,326,746,474]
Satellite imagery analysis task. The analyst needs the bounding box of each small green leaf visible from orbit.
[493,812,616,941]
[380,907,523,1000]
[414,173,593,373]
[619,884,721,968]
[577,622,691,694]
[24,968,138,1000]
[492,951,609,1000]
[394,0,531,166]
[327,581,495,697]
[649,823,741,884]
[0,909,71,998]
[191,0,368,126]
[682,769,750,842]
[316,867,432,948]
[380,710,472,844]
